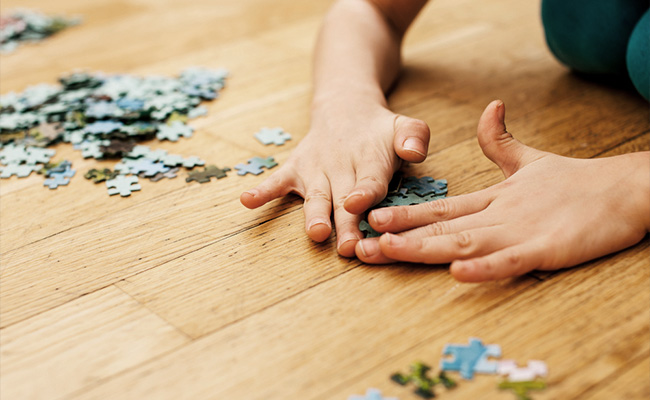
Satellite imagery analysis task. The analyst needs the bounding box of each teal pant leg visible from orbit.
[541,0,648,76]
[626,10,649,101]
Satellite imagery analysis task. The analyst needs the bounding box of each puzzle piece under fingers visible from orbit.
[254,127,292,146]
[106,175,141,197]
[498,360,548,382]
[401,176,448,197]
[234,156,277,175]
[348,388,398,400]
[440,337,502,379]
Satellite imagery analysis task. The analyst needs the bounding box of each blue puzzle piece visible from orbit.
[348,388,398,400]
[234,156,277,176]
[440,338,501,380]
[43,168,75,189]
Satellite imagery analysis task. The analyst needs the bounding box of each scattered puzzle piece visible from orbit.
[498,379,547,400]
[234,156,277,175]
[348,388,398,400]
[38,160,71,176]
[186,165,230,183]
[498,360,548,382]
[106,175,141,197]
[440,338,502,380]
[254,127,292,146]
[0,163,38,178]
[156,121,194,141]
[43,168,75,189]
[391,361,455,399]
[84,168,119,183]
[145,167,179,182]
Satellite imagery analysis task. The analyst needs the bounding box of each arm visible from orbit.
[241,0,431,256]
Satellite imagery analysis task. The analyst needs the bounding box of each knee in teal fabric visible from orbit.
[541,0,648,75]
[626,10,649,101]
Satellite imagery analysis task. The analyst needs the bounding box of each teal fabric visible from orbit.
[541,0,649,99]
[626,10,649,101]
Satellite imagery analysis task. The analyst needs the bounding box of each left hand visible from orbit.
[355,100,650,281]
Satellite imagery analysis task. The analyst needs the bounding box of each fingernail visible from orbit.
[346,191,364,201]
[338,232,360,249]
[245,189,259,197]
[403,138,426,158]
[358,239,379,257]
[370,209,391,225]
[308,217,330,231]
[385,233,405,246]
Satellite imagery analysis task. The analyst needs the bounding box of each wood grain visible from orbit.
[1,0,648,399]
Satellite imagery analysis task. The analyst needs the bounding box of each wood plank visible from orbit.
[74,241,648,399]
[0,285,189,400]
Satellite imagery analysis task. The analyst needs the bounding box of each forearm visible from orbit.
[311,0,426,118]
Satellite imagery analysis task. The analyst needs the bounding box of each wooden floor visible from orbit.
[1,0,649,399]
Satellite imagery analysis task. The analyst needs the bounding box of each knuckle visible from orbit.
[425,199,453,220]
[453,231,473,250]
[304,188,331,205]
[333,194,348,211]
[504,249,522,267]
[358,175,388,196]
[425,222,447,236]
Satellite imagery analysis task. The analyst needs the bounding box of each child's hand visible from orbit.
[355,100,650,280]
[240,102,430,256]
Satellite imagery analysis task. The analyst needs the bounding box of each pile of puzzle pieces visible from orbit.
[0,66,289,196]
[349,338,548,400]
[1,9,80,54]
[359,173,448,238]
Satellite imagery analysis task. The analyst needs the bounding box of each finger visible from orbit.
[377,226,507,264]
[393,115,431,163]
[399,213,492,239]
[344,160,393,215]
[355,237,397,264]
[450,241,546,282]
[302,176,334,242]
[330,176,363,257]
[369,190,495,233]
[477,100,544,178]
[240,167,303,209]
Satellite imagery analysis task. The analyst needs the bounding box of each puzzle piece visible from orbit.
[121,158,169,177]
[0,144,30,164]
[84,168,119,183]
[348,388,398,400]
[254,127,292,146]
[498,360,548,382]
[39,160,72,176]
[181,155,205,169]
[440,338,502,380]
[401,176,448,197]
[359,220,381,238]
[106,175,141,197]
[391,362,455,399]
[146,167,180,182]
[79,140,108,159]
[126,145,168,161]
[43,168,75,189]
[186,165,230,183]
[234,156,277,175]
[0,164,38,178]
[498,379,547,400]
[156,121,194,141]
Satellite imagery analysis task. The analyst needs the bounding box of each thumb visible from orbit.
[393,115,430,163]
[477,100,542,178]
